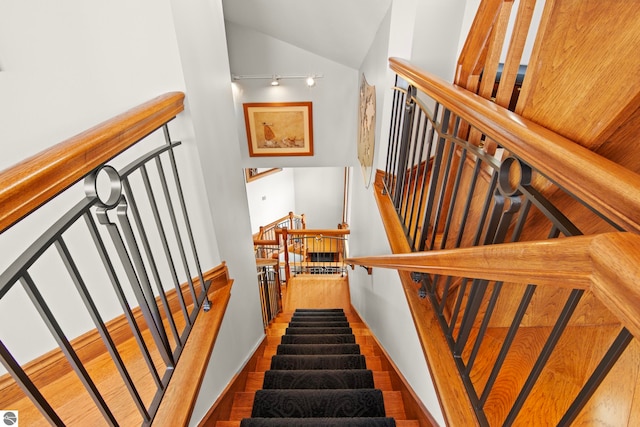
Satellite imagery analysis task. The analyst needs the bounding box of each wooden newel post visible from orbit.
[281,227,291,283]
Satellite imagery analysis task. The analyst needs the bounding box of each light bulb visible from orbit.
[306,76,316,87]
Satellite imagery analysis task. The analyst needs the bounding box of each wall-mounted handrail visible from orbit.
[0,92,185,234]
[348,232,640,339]
[389,57,640,234]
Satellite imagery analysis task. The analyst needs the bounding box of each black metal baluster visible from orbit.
[439,144,469,250]
[478,284,537,407]
[402,110,425,237]
[410,104,439,250]
[427,118,460,250]
[406,111,427,245]
[503,289,584,425]
[162,127,208,307]
[122,177,181,349]
[55,236,150,422]
[84,212,162,388]
[448,278,470,337]
[559,328,633,426]
[465,281,503,375]
[393,86,417,209]
[0,340,65,425]
[139,165,191,328]
[20,272,118,426]
[97,202,174,369]
[418,108,453,252]
[453,157,484,249]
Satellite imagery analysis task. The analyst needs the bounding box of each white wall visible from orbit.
[245,168,296,233]
[168,1,266,424]
[411,0,468,82]
[0,0,220,376]
[292,167,345,229]
[347,1,477,425]
[225,22,359,169]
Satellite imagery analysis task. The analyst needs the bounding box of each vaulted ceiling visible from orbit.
[221,0,392,69]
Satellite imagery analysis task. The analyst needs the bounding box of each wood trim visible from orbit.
[0,264,228,407]
[153,281,233,426]
[347,235,594,289]
[0,92,185,234]
[390,57,640,234]
[275,228,351,236]
[455,0,504,90]
[370,170,479,426]
[244,168,282,182]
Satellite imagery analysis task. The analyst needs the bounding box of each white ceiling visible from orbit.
[221,0,392,69]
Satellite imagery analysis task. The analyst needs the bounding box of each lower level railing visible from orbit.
[256,259,282,328]
[0,93,215,425]
[276,228,350,282]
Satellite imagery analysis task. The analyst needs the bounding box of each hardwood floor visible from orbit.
[0,266,231,427]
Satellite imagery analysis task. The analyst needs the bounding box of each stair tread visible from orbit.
[231,391,405,420]
[245,370,393,392]
[217,421,420,427]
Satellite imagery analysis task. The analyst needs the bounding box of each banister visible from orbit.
[347,232,640,338]
[253,239,279,246]
[390,57,640,234]
[0,92,185,234]
[275,228,350,236]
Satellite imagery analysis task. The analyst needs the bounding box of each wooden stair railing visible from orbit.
[0,92,230,425]
[276,228,351,283]
[389,57,640,234]
[348,233,640,339]
[0,92,185,234]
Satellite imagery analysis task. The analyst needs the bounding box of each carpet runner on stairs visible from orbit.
[240,308,396,427]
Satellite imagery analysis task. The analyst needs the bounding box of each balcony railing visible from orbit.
[349,58,640,426]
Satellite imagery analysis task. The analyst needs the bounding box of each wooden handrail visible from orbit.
[390,57,640,234]
[253,212,306,241]
[275,228,350,236]
[253,239,279,246]
[153,264,233,427]
[347,232,640,338]
[0,92,185,234]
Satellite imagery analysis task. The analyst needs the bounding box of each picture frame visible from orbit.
[243,102,313,157]
[245,167,282,182]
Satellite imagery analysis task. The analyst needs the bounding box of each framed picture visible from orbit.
[243,102,313,157]
[245,167,282,182]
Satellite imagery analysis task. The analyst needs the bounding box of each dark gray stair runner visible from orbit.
[286,327,353,335]
[241,308,396,427]
[262,369,375,389]
[240,418,395,426]
[271,354,367,370]
[288,321,351,328]
[276,343,361,355]
[280,334,356,344]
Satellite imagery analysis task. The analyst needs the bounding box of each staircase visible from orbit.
[217,308,419,427]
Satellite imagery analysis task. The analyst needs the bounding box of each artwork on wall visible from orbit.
[243,102,313,157]
[245,167,282,182]
[357,74,376,188]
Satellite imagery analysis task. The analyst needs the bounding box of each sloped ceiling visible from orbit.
[221,0,392,69]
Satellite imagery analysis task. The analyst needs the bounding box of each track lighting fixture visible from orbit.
[232,73,324,87]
